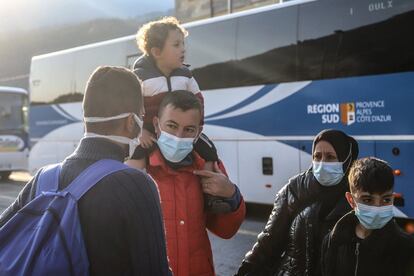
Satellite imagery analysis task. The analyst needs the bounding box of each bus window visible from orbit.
[334,0,414,78]
[298,0,355,80]
[235,6,298,86]
[188,18,237,90]
[0,93,26,130]
[30,52,76,106]
[298,0,414,80]
[0,88,29,179]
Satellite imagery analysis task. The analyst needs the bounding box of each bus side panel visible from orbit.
[299,141,312,172]
[357,141,375,158]
[238,141,300,204]
[214,141,239,190]
[375,141,414,218]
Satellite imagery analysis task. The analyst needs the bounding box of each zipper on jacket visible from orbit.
[354,242,360,276]
[166,76,172,92]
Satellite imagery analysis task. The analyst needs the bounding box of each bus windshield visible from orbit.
[0,93,28,131]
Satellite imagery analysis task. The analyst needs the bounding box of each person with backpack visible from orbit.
[0,66,171,276]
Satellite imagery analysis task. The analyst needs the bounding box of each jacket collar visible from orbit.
[133,54,191,78]
[67,137,126,162]
[329,211,398,248]
[148,148,205,174]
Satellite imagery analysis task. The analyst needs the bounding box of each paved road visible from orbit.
[0,172,30,213]
[0,172,270,276]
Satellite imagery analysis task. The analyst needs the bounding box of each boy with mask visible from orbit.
[144,90,245,276]
[321,157,414,276]
[0,66,171,275]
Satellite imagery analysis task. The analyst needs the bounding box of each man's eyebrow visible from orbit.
[382,193,394,197]
[165,120,178,125]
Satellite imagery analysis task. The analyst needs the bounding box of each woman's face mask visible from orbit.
[312,161,344,186]
[83,112,143,159]
[312,141,352,186]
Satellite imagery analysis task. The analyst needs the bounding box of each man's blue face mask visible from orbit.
[156,123,198,163]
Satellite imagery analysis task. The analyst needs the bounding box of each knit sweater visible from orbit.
[0,138,171,275]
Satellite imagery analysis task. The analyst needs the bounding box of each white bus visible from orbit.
[29,0,414,224]
[0,87,29,180]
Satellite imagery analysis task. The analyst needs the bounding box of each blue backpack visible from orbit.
[0,159,129,276]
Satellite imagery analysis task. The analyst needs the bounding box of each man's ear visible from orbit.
[193,125,203,143]
[150,47,162,59]
[345,192,356,209]
[153,116,160,135]
[126,114,136,132]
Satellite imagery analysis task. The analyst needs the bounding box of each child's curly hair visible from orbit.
[136,16,188,56]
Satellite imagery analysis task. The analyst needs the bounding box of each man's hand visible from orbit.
[194,162,236,198]
[140,129,157,149]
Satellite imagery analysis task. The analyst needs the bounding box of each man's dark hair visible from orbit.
[158,90,202,118]
[82,66,143,133]
[348,157,394,194]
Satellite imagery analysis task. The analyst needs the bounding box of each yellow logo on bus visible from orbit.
[340,103,355,126]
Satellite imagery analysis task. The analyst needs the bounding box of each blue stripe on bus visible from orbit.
[205,84,277,119]
[205,72,414,136]
[29,105,78,140]
[54,104,80,122]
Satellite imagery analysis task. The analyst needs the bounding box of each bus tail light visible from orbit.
[405,222,414,234]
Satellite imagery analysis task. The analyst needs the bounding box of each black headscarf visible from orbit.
[312,129,359,174]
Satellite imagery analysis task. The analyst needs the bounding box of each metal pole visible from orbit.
[228,0,233,13]
[210,0,214,17]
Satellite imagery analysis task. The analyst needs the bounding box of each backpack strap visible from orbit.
[35,163,62,197]
[64,159,129,201]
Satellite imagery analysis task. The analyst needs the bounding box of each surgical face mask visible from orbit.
[354,201,394,230]
[312,161,344,186]
[156,125,196,163]
[312,143,353,186]
[84,112,143,159]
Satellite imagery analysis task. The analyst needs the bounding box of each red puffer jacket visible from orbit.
[147,149,246,276]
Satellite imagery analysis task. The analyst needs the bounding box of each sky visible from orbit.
[0,0,174,34]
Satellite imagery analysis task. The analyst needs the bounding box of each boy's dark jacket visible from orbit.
[321,211,414,276]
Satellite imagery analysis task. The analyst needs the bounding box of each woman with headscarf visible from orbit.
[236,129,359,276]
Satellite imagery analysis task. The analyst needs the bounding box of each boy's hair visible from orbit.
[136,16,188,56]
[83,66,143,133]
[158,90,201,118]
[348,157,394,194]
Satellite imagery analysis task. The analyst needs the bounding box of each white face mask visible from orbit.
[83,112,143,159]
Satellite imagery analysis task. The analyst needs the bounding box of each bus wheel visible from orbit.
[0,172,11,181]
